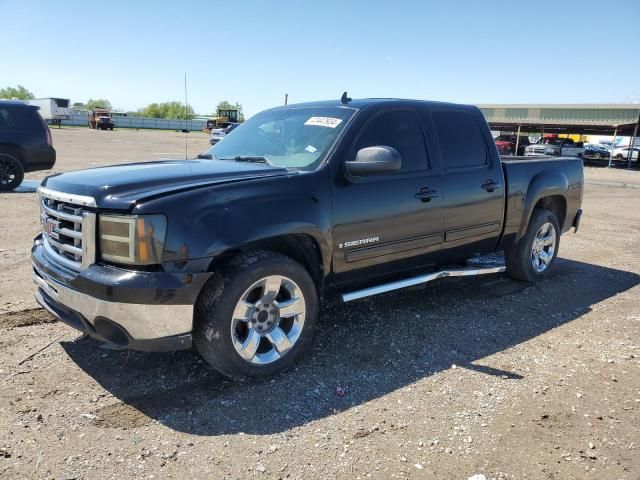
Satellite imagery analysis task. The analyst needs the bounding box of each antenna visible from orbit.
[184,72,188,159]
[341,91,352,104]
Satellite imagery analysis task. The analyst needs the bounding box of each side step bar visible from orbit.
[341,266,506,302]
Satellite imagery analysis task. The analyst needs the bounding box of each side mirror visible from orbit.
[345,146,401,177]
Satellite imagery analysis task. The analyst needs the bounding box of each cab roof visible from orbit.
[276,98,474,111]
[0,99,37,108]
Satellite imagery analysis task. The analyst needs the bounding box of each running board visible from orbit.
[341,266,506,302]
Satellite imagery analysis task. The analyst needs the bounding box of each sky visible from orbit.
[2,0,639,117]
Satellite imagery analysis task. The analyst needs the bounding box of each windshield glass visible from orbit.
[203,106,355,170]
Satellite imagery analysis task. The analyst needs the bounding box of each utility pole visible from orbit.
[284,93,288,106]
[184,72,189,160]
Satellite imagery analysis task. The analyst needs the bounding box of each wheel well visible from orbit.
[534,195,566,230]
[208,234,325,297]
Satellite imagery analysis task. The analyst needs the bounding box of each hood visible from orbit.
[40,159,289,210]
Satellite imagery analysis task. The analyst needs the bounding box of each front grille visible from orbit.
[39,189,96,271]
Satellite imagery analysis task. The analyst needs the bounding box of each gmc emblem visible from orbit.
[44,218,60,240]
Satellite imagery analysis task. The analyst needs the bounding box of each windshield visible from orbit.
[203,106,355,170]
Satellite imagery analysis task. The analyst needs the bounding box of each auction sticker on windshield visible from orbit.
[304,117,343,128]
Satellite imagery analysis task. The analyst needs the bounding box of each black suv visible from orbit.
[0,101,56,191]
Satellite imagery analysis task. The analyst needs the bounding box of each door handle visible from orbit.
[415,187,439,202]
[481,180,501,192]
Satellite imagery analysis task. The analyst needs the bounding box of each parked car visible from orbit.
[494,134,530,155]
[0,100,56,191]
[210,122,240,145]
[612,146,639,162]
[525,137,584,158]
[582,144,610,160]
[32,97,583,379]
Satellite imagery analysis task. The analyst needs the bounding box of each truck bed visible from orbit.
[500,156,584,248]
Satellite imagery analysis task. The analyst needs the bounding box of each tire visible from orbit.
[194,250,319,380]
[505,208,560,282]
[0,153,25,191]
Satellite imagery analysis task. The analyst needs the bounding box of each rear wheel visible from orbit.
[194,251,318,380]
[0,153,25,191]
[505,209,560,282]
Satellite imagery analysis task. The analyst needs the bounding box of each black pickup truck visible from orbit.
[32,97,583,379]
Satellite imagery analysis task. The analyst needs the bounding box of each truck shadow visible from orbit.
[61,258,639,436]
[5,180,41,193]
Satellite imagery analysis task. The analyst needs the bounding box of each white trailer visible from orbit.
[25,98,70,127]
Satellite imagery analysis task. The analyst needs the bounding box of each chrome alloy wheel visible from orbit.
[531,222,556,273]
[230,275,306,365]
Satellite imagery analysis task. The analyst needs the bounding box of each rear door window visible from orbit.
[0,106,41,130]
[432,110,488,169]
[353,109,429,172]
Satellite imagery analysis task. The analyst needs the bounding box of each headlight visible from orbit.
[99,214,167,265]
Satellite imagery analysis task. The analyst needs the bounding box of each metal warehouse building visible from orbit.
[478,104,640,168]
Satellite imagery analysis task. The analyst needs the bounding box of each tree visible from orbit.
[0,85,35,100]
[72,102,86,110]
[137,101,194,120]
[216,101,244,121]
[85,98,112,110]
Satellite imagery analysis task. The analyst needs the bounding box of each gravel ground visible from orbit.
[0,128,639,479]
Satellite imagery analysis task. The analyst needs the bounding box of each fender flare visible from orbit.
[517,170,569,242]
[206,223,333,278]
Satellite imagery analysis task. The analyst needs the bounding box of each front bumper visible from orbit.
[31,238,211,351]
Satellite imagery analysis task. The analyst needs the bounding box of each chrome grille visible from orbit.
[38,187,96,271]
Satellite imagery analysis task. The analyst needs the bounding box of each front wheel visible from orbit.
[505,209,560,282]
[194,251,318,380]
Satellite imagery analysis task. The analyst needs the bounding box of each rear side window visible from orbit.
[0,106,41,131]
[353,109,429,172]
[432,110,487,169]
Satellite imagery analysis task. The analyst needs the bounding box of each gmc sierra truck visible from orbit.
[32,97,583,379]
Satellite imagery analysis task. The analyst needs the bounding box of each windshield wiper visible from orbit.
[219,155,273,166]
